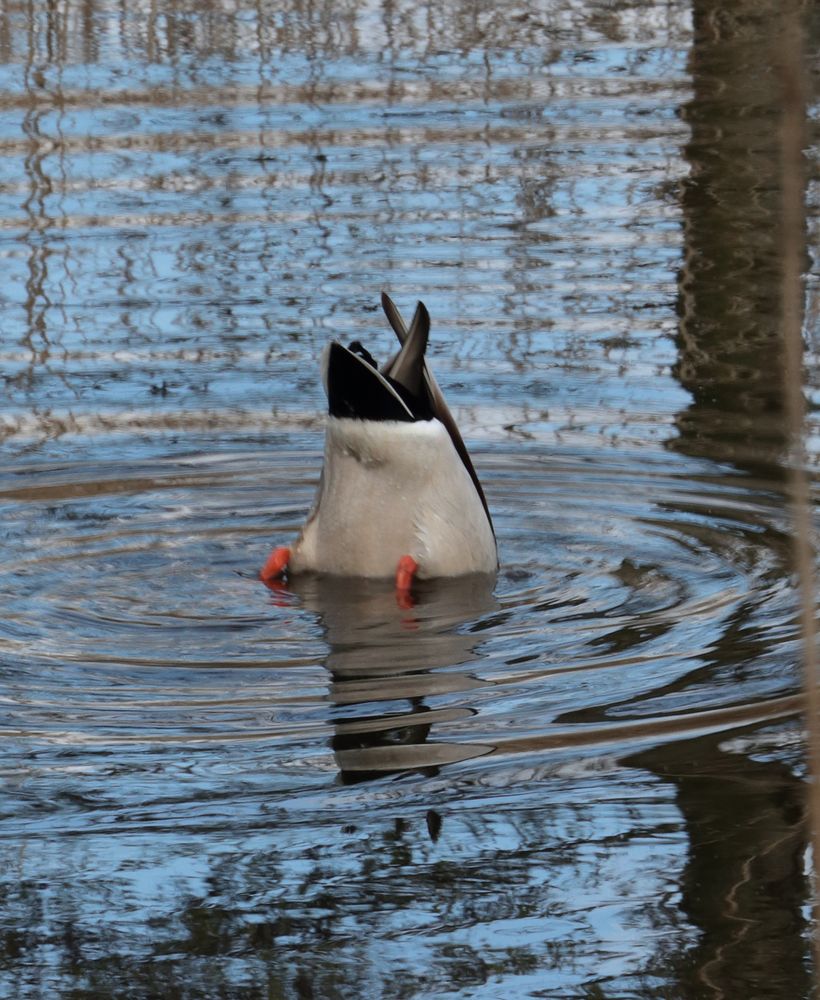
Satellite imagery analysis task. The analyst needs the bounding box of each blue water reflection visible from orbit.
[1,0,817,997]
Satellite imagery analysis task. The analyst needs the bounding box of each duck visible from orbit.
[260,292,497,600]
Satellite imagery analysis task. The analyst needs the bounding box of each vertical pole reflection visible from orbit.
[20,0,68,378]
[671,0,810,472]
[659,0,817,992]
[627,733,811,999]
[779,9,820,979]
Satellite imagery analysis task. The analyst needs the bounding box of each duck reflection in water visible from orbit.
[288,573,498,784]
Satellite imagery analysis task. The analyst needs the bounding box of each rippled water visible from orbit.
[2,1,819,998]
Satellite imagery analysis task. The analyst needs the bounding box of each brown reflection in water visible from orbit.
[290,574,497,783]
[671,0,812,471]
[656,0,815,993]
[20,1,64,381]
[627,733,811,1000]
[0,0,595,76]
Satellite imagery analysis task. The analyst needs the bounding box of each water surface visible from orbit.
[1,1,819,997]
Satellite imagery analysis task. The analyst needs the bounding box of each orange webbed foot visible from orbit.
[396,555,419,609]
[260,545,291,585]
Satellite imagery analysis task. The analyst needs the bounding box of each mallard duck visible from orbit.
[260,293,497,599]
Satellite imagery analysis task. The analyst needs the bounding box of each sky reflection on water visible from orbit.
[1,1,819,998]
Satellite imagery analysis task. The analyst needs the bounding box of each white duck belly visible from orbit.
[290,417,497,578]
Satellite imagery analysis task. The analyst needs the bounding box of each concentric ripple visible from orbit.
[0,437,802,791]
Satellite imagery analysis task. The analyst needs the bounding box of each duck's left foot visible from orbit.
[260,546,291,584]
[395,555,419,609]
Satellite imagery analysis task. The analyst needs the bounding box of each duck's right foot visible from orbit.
[395,554,419,609]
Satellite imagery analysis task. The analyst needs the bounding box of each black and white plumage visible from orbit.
[266,293,497,582]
